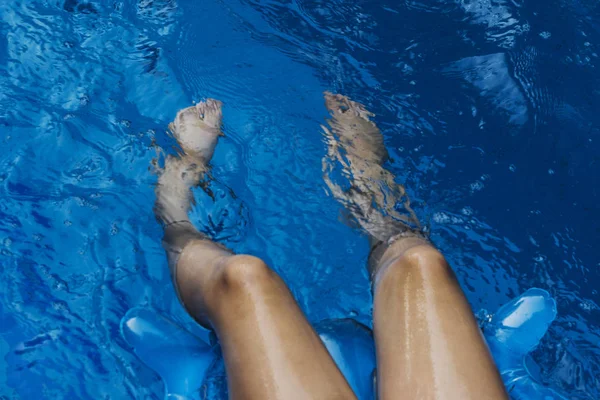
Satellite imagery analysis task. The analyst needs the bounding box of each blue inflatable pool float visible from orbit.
[121,288,566,399]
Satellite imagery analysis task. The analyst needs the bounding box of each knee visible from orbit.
[214,254,278,295]
[384,244,449,277]
[374,245,450,290]
[400,245,447,269]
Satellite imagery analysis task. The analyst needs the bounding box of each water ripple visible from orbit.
[1,0,599,398]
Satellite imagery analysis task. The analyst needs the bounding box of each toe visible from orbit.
[195,99,223,128]
[324,92,349,113]
[324,92,374,120]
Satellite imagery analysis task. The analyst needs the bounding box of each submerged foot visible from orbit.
[168,99,223,161]
[155,99,224,225]
[321,92,425,275]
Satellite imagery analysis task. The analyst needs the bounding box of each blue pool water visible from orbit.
[0,0,598,398]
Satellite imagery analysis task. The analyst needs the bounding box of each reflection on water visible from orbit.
[443,52,529,126]
[0,0,599,398]
[460,0,528,48]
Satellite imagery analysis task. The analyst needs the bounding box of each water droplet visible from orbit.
[509,164,516,172]
[539,31,551,39]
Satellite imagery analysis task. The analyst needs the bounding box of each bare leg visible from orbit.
[322,93,508,400]
[155,100,356,400]
[372,240,508,399]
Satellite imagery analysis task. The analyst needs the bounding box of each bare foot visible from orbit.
[155,100,224,225]
[321,92,426,276]
[168,99,223,161]
[322,92,420,240]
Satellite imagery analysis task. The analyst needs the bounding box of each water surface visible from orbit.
[0,0,599,398]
